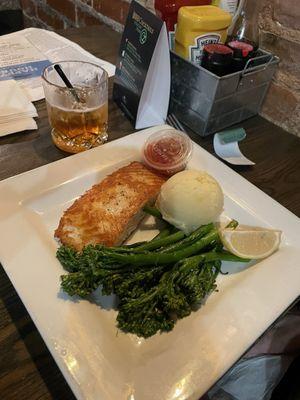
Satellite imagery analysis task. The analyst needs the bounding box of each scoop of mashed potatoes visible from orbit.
[156,170,224,234]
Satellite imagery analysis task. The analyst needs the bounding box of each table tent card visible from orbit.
[113,0,170,129]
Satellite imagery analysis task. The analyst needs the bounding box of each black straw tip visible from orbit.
[53,64,81,103]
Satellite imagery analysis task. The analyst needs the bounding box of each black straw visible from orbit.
[54,64,81,103]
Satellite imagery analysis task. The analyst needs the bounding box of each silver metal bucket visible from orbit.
[169,50,279,136]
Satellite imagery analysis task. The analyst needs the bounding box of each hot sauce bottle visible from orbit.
[227,40,254,72]
[154,0,212,46]
[227,0,260,54]
[201,43,233,75]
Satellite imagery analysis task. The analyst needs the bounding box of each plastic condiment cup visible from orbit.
[142,128,193,176]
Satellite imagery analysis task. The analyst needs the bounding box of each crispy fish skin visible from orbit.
[55,162,166,250]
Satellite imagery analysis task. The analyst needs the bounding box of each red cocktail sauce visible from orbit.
[143,129,192,176]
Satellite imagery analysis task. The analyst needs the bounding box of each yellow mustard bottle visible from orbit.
[175,6,232,65]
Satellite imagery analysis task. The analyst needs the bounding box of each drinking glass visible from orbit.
[42,61,108,153]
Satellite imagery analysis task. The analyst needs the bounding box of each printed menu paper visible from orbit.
[0,28,115,102]
[113,0,170,129]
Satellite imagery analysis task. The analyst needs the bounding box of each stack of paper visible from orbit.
[0,80,37,137]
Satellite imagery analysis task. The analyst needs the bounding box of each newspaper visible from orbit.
[0,28,116,101]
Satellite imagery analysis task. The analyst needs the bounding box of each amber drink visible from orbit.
[42,61,108,153]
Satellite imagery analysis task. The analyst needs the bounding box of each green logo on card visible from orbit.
[140,28,147,44]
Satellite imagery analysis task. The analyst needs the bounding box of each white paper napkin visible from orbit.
[0,80,38,137]
[0,117,37,137]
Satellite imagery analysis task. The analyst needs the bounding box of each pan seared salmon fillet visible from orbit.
[55,161,166,250]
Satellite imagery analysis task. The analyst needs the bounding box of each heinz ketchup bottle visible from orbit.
[155,0,211,47]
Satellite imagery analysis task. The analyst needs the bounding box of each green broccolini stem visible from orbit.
[107,223,215,255]
[150,227,172,241]
[143,205,162,219]
[122,241,147,248]
[121,220,238,254]
[108,229,220,265]
[106,230,184,254]
[160,223,214,253]
[109,227,172,252]
[108,229,250,266]
[179,251,250,264]
[127,230,185,252]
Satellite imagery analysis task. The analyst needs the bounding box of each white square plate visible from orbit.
[0,126,300,400]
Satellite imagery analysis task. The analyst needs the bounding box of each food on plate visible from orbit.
[55,162,166,251]
[143,128,192,176]
[220,226,282,259]
[55,163,281,339]
[58,218,246,338]
[156,170,224,234]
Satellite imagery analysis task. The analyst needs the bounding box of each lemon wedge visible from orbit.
[220,226,282,259]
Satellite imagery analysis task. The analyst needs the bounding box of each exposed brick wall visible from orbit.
[259,0,300,136]
[20,0,299,136]
[21,0,132,32]
[0,0,21,10]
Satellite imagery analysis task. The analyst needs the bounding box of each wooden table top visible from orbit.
[0,24,300,400]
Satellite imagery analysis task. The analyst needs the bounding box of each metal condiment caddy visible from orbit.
[169,49,279,136]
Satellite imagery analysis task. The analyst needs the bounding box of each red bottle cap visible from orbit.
[204,44,233,55]
[227,40,254,57]
[202,44,233,75]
